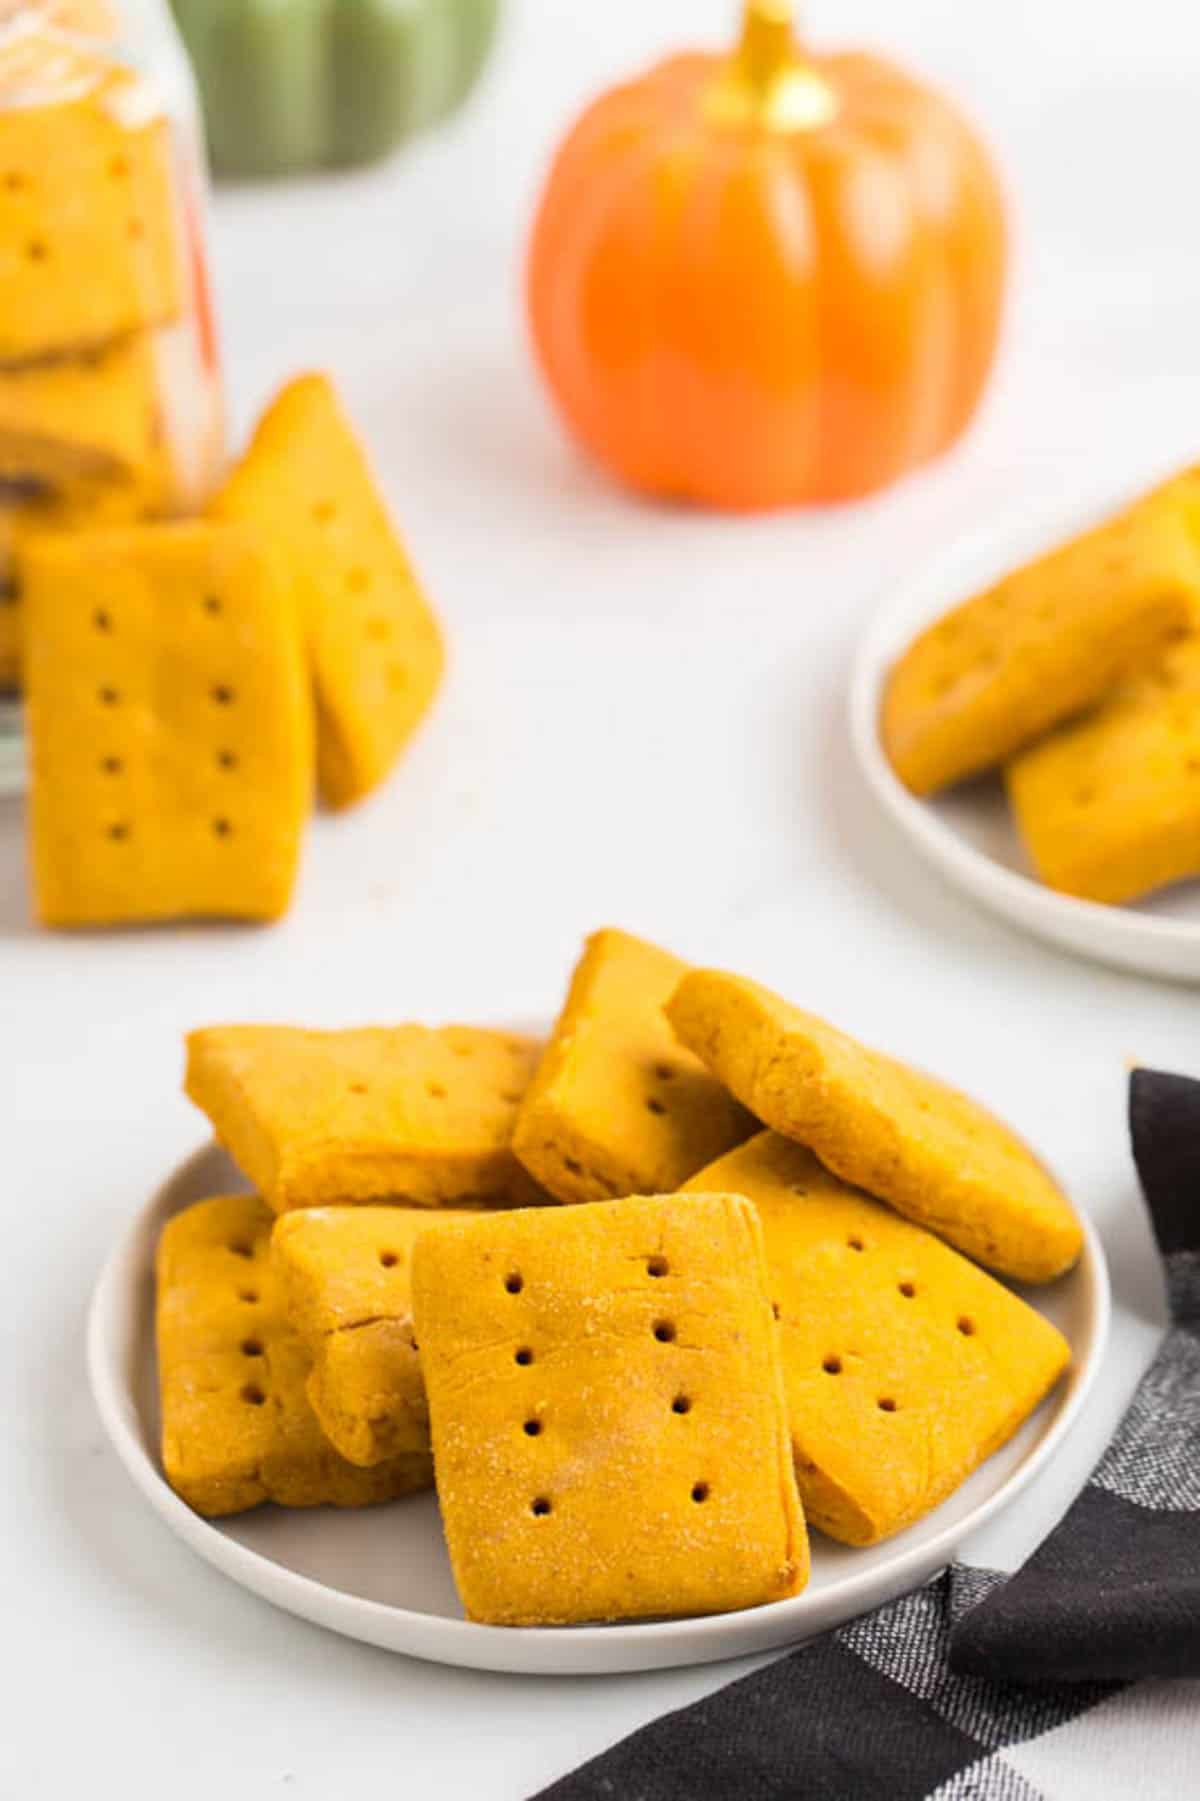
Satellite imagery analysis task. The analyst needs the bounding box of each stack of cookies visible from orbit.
[22,373,443,927]
[2,22,441,927]
[882,467,1200,905]
[0,31,188,690]
[158,929,1080,1628]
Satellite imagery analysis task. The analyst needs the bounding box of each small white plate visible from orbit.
[849,483,1200,984]
[88,1132,1109,1675]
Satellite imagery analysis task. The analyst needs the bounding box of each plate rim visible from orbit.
[848,485,1200,979]
[87,1138,1111,1676]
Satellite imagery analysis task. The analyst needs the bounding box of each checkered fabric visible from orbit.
[534,1070,1200,1801]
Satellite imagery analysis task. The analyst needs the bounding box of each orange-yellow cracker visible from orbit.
[23,520,311,926]
[0,80,183,361]
[273,1204,483,1465]
[685,1133,1070,1545]
[0,481,160,690]
[1007,633,1200,904]
[186,1024,545,1214]
[412,1192,807,1626]
[156,1193,432,1516]
[0,333,165,488]
[667,969,1082,1284]
[512,927,754,1205]
[881,496,1198,795]
[211,374,443,809]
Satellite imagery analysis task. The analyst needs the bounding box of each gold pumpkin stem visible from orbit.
[738,1,800,91]
[706,0,836,132]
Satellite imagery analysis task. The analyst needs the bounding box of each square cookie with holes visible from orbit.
[273,1204,487,1465]
[412,1192,807,1626]
[881,492,1198,796]
[156,1194,432,1517]
[668,968,1082,1284]
[0,82,183,361]
[512,927,754,1205]
[0,333,166,491]
[211,373,443,810]
[684,1134,1070,1545]
[1007,634,1200,905]
[23,520,312,927]
[186,1024,546,1212]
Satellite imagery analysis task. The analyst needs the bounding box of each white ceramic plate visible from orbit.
[849,483,1200,983]
[88,1131,1109,1675]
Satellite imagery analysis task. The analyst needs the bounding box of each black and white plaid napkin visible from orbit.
[534,1069,1200,1801]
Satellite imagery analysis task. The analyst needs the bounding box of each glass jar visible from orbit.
[0,0,224,786]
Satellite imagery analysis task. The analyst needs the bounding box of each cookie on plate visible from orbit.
[412,1192,807,1625]
[186,1024,545,1213]
[684,1133,1070,1544]
[156,1193,432,1516]
[512,927,754,1205]
[1007,635,1200,905]
[667,969,1082,1283]
[881,496,1198,795]
[273,1204,484,1465]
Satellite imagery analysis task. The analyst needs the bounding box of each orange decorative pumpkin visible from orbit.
[527,2,1007,510]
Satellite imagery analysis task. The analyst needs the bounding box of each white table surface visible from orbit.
[5,1,1200,1793]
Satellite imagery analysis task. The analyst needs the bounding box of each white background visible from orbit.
[5,1,1200,1793]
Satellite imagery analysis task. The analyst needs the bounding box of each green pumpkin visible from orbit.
[171,0,500,177]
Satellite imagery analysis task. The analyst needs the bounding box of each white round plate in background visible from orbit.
[849,483,1200,984]
[88,1131,1109,1676]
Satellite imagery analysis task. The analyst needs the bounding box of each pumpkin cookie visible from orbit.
[1007,635,1200,905]
[667,969,1082,1283]
[0,334,165,489]
[156,1193,432,1516]
[413,1193,806,1626]
[186,1024,545,1213]
[273,1204,484,1465]
[23,520,311,926]
[0,83,182,361]
[512,928,754,1205]
[0,482,158,690]
[211,374,444,809]
[881,496,1198,795]
[684,1133,1070,1545]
